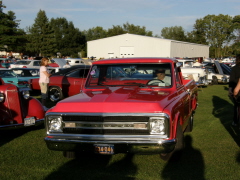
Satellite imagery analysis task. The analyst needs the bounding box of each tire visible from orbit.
[160,122,184,161]
[63,151,76,158]
[49,86,63,102]
[185,113,193,132]
[212,76,218,85]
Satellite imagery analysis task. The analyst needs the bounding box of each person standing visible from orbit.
[39,57,51,111]
[229,54,240,126]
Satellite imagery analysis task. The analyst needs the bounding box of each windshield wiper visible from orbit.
[124,82,147,87]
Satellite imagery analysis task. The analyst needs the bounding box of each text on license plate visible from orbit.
[94,144,114,154]
[24,117,35,126]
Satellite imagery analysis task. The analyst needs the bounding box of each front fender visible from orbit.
[172,111,181,139]
[26,97,45,120]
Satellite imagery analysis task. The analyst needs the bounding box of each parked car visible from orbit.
[66,58,93,66]
[204,61,231,84]
[177,59,209,86]
[176,59,195,68]
[0,68,39,88]
[9,60,41,69]
[0,77,45,129]
[48,58,67,68]
[44,57,198,161]
[29,66,91,102]
[0,58,15,68]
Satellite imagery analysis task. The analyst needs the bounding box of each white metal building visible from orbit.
[87,33,209,59]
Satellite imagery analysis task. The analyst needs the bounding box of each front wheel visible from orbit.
[63,151,76,158]
[185,113,194,132]
[49,86,63,102]
[160,123,184,161]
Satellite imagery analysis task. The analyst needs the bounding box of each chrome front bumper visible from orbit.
[45,135,176,154]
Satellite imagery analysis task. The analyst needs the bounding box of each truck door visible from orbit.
[175,66,191,123]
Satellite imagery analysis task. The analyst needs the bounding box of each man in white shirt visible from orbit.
[148,69,171,86]
[63,62,71,68]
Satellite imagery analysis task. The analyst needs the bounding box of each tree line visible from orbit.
[0,0,240,58]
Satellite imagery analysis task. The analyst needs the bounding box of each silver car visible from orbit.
[9,60,41,69]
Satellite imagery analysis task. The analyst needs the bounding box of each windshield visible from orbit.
[0,70,17,77]
[86,63,172,88]
[14,61,31,65]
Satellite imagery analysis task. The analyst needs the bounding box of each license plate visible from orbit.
[24,117,35,126]
[94,144,114,154]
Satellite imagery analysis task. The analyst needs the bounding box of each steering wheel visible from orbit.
[147,79,164,85]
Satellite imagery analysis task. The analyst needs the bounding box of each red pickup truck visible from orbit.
[44,57,198,161]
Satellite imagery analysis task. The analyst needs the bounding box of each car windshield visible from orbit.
[86,63,172,88]
[0,70,17,77]
[12,69,39,77]
[14,61,31,65]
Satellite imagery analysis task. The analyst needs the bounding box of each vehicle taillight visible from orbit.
[22,66,27,68]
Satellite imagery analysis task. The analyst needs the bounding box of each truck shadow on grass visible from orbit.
[161,135,206,180]
[44,153,136,180]
[0,125,43,148]
[212,95,240,147]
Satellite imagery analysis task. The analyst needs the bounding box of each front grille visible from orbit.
[7,86,23,123]
[63,128,149,135]
[62,116,150,135]
[62,116,149,122]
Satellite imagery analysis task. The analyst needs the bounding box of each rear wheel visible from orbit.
[160,122,184,161]
[49,86,63,102]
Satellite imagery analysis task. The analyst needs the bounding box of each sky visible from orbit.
[3,0,240,36]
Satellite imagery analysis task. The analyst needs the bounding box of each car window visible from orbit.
[15,61,31,65]
[86,64,172,87]
[33,61,40,66]
[0,70,16,77]
[67,69,89,78]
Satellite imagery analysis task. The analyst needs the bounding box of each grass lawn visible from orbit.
[1,84,240,180]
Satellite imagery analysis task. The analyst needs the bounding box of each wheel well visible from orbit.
[172,112,181,138]
[49,86,62,91]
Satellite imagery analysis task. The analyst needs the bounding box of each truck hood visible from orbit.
[49,87,177,113]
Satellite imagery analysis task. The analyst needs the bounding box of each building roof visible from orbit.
[87,33,209,47]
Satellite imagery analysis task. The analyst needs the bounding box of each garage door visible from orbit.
[120,47,135,57]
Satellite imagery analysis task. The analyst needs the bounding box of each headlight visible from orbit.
[0,93,5,102]
[22,90,30,99]
[48,116,63,133]
[149,117,165,135]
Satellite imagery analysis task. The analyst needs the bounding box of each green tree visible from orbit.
[231,15,240,55]
[26,10,55,57]
[83,26,107,41]
[107,25,125,37]
[49,17,86,57]
[122,22,152,36]
[161,26,187,41]
[84,22,153,42]
[193,14,235,58]
[0,1,26,52]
